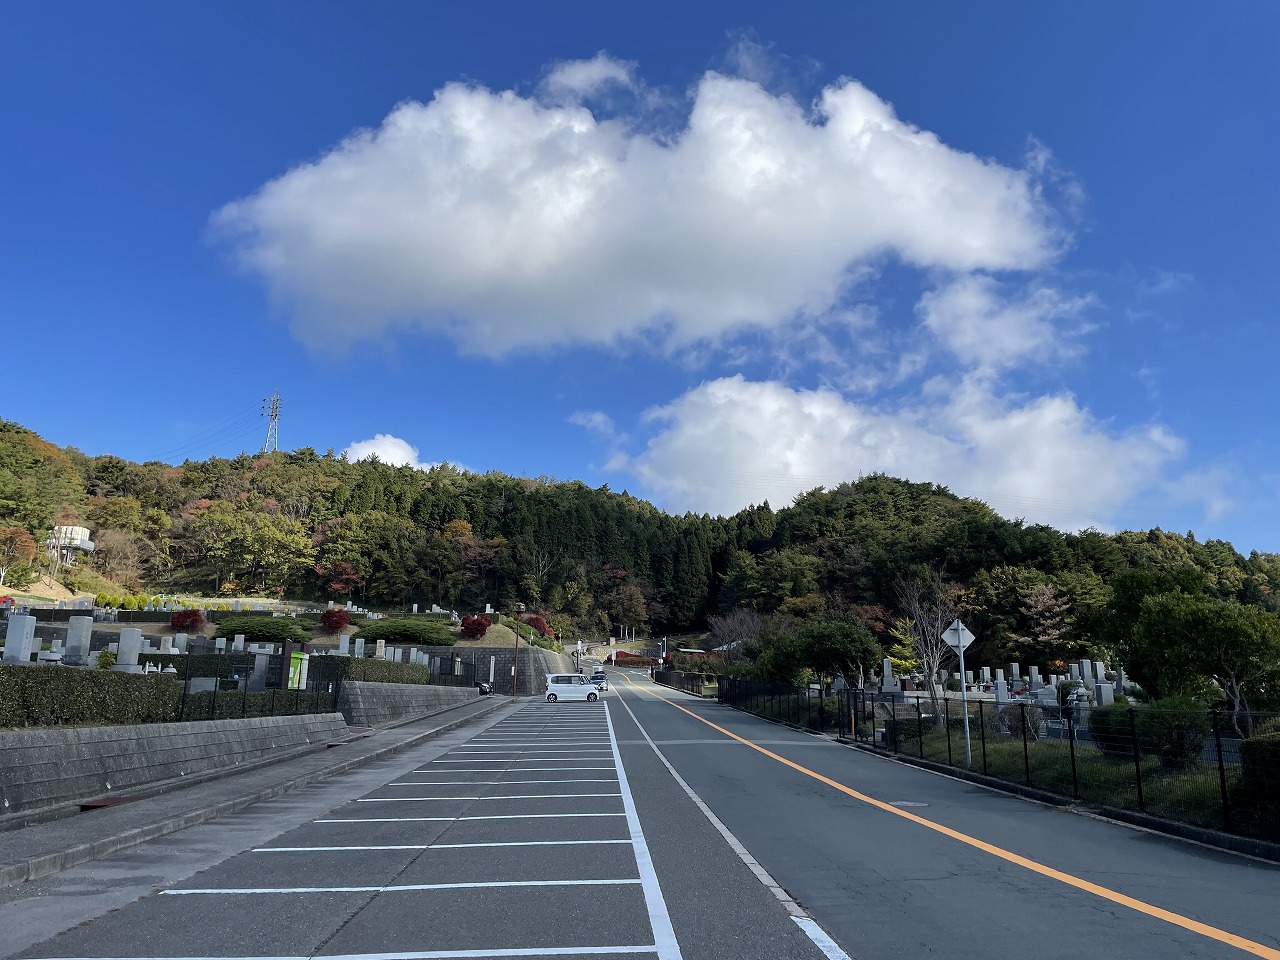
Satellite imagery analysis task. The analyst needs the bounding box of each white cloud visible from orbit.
[542,53,636,101]
[627,376,1183,530]
[343,434,427,469]
[917,274,1093,371]
[213,65,1062,356]
[569,410,616,436]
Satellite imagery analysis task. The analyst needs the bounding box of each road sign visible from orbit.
[943,619,975,652]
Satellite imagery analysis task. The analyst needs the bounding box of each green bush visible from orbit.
[989,704,1045,742]
[1135,698,1210,769]
[1251,716,1280,738]
[0,664,181,727]
[96,648,117,670]
[354,618,457,646]
[1088,702,1135,756]
[309,656,435,686]
[1240,732,1280,798]
[214,616,310,645]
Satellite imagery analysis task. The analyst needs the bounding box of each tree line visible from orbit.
[1,418,1277,713]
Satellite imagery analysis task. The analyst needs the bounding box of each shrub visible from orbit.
[355,618,457,647]
[1088,702,1136,756]
[1251,716,1280,738]
[522,614,553,638]
[0,664,180,727]
[989,704,1045,742]
[944,677,962,692]
[171,609,206,632]
[319,608,352,635]
[215,615,310,646]
[1135,698,1210,769]
[461,614,491,638]
[96,648,116,670]
[1239,733,1280,804]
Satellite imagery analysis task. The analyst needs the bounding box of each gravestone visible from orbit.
[338,634,350,656]
[64,616,93,666]
[232,634,246,652]
[1069,664,1081,682]
[327,601,335,610]
[1093,660,1107,685]
[1095,682,1115,706]
[1029,666,1042,688]
[113,628,144,673]
[215,637,226,652]
[980,667,992,682]
[1116,666,1127,691]
[2,615,37,664]
[995,679,1009,704]
[374,638,386,660]
[965,671,974,684]
[995,669,1005,683]
[174,633,189,653]
[354,638,366,658]
[880,658,900,694]
[412,603,419,614]
[1009,663,1021,680]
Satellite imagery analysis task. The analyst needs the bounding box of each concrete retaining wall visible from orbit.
[336,681,480,727]
[418,646,576,695]
[0,713,350,816]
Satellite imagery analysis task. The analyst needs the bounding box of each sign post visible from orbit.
[943,619,976,768]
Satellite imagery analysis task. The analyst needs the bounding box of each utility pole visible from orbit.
[261,391,281,453]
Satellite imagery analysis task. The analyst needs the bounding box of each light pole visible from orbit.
[511,601,526,697]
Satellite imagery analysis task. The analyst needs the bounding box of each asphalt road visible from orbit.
[4,671,1278,960]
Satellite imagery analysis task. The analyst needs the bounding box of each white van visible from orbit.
[545,673,601,702]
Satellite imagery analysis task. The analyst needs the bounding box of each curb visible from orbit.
[0,697,511,888]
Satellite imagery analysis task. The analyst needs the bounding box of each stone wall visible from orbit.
[335,680,480,727]
[418,646,576,695]
[0,713,350,817]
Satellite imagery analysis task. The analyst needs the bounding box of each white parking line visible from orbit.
[32,948,661,959]
[162,879,642,895]
[429,758,612,763]
[390,780,619,786]
[355,794,621,802]
[253,840,632,852]
[318,813,624,823]
[412,767,616,773]
[604,703,682,960]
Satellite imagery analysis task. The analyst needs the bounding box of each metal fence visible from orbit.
[717,677,838,734]
[653,669,718,697]
[174,654,340,722]
[837,691,1280,843]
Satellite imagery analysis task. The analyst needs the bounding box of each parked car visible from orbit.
[545,673,601,702]
[591,672,609,691]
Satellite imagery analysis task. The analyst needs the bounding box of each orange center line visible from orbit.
[616,672,1280,960]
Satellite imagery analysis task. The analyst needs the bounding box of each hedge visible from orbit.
[0,664,180,728]
[213,616,311,645]
[139,653,257,677]
[309,656,435,686]
[354,618,457,646]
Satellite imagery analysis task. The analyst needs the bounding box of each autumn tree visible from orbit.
[0,526,38,588]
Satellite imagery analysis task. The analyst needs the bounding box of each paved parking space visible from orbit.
[17,702,678,960]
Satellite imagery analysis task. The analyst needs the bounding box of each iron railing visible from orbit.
[717,676,837,734]
[837,690,1280,843]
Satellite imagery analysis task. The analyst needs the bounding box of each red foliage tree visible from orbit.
[522,614,553,638]
[171,609,205,632]
[320,608,352,635]
[461,614,491,638]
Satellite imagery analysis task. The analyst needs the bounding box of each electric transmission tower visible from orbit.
[261,391,281,453]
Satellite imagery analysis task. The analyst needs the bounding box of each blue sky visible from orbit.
[2,2,1278,553]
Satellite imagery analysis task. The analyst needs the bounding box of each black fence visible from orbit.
[837,691,1280,843]
[717,677,838,734]
[174,654,340,722]
[653,669,718,697]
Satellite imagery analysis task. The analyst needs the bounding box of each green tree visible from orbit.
[0,526,39,589]
[798,615,879,687]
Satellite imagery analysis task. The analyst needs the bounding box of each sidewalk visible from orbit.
[0,696,512,888]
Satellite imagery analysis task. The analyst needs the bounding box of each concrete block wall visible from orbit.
[415,646,576,695]
[336,681,479,727]
[0,713,350,816]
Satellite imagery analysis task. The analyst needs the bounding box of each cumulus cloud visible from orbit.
[213,65,1062,356]
[917,274,1093,371]
[626,376,1183,530]
[343,434,427,469]
[542,52,637,101]
[569,410,617,436]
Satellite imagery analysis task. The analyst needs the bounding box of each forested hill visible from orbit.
[2,418,1278,671]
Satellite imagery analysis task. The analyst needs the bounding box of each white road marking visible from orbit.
[355,794,621,802]
[253,840,632,852]
[318,813,623,823]
[161,879,641,895]
[429,758,612,763]
[412,766,616,773]
[33,948,660,958]
[615,695,852,960]
[390,779,618,786]
[604,703,683,960]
